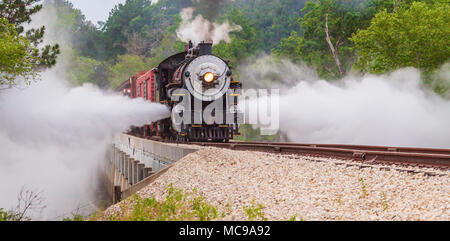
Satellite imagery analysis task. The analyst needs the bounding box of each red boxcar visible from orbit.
[118,68,159,137]
[115,79,131,97]
[130,69,157,102]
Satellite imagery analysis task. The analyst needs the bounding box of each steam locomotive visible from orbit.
[117,41,242,142]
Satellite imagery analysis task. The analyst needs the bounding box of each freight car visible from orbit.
[117,41,242,142]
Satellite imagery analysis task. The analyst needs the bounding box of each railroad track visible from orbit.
[190,141,450,170]
[146,136,450,170]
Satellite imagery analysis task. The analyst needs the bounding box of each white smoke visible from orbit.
[244,56,450,148]
[238,56,319,89]
[0,2,169,220]
[0,71,169,220]
[431,63,450,98]
[176,7,242,45]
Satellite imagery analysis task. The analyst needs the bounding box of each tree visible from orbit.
[107,55,154,88]
[102,0,191,59]
[66,55,102,86]
[42,0,105,60]
[429,63,450,99]
[213,8,261,67]
[0,0,60,71]
[147,19,186,65]
[0,0,42,34]
[0,188,45,221]
[227,0,307,52]
[293,0,376,79]
[0,18,36,88]
[102,0,149,58]
[351,1,450,74]
[273,0,431,79]
[272,31,305,63]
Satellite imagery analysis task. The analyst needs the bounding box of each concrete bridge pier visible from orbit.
[103,134,199,204]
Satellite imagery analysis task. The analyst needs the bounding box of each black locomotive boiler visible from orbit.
[117,41,242,142]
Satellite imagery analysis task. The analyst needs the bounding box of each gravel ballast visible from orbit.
[103,147,449,221]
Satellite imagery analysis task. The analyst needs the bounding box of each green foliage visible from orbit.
[272,31,305,63]
[380,192,389,211]
[335,194,343,205]
[37,0,109,87]
[288,215,304,221]
[96,0,309,69]
[369,0,440,13]
[214,1,308,66]
[102,0,190,59]
[192,195,218,221]
[213,8,260,66]
[0,18,36,87]
[359,178,368,199]
[110,184,218,221]
[43,0,105,59]
[227,0,307,52]
[428,63,450,98]
[0,209,17,221]
[102,0,150,58]
[146,19,186,66]
[351,1,450,74]
[244,200,268,221]
[0,0,42,34]
[62,213,84,221]
[0,0,60,72]
[66,55,102,86]
[0,208,29,221]
[276,0,376,79]
[44,0,189,87]
[0,188,44,221]
[235,125,279,142]
[0,209,8,221]
[107,55,153,89]
[32,0,450,94]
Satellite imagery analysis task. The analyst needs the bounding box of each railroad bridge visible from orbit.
[101,134,198,204]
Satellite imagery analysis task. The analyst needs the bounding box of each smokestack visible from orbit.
[198,42,212,56]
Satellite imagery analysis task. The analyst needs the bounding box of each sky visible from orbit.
[70,0,127,24]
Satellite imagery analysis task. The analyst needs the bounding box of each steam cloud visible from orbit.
[177,0,241,45]
[0,72,169,220]
[243,56,450,148]
[0,2,170,220]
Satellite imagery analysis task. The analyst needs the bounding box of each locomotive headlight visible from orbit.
[203,72,215,83]
[184,55,231,101]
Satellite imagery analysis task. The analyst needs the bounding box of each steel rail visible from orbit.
[228,141,450,155]
[189,141,450,169]
[144,136,450,169]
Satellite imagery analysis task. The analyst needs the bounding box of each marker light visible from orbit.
[203,72,215,83]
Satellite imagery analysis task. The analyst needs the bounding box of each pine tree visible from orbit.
[0,0,60,70]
